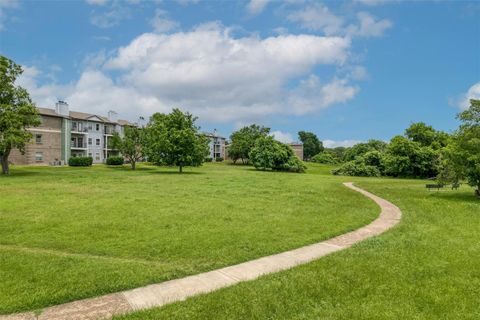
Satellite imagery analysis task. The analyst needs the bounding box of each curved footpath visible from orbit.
[2,183,402,320]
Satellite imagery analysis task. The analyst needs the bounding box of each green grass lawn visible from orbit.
[0,162,378,314]
[115,177,480,320]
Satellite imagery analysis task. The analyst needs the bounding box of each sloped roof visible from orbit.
[36,107,126,125]
[117,119,136,126]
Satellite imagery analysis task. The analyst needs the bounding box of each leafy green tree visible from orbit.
[0,56,40,174]
[249,136,306,173]
[145,108,209,173]
[405,122,449,149]
[383,135,438,178]
[343,140,387,162]
[228,124,270,164]
[324,147,346,162]
[298,131,323,161]
[441,99,480,197]
[311,151,339,165]
[111,126,145,170]
[332,158,381,177]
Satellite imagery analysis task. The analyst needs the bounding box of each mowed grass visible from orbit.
[0,163,378,314]
[116,178,480,320]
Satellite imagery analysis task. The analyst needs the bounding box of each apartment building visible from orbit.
[9,101,134,165]
[205,130,226,161]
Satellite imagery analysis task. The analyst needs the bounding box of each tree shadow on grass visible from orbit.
[429,190,480,204]
[0,168,45,177]
[104,165,204,175]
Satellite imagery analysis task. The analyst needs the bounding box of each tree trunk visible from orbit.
[131,160,136,170]
[1,154,9,175]
[179,165,183,173]
[475,187,480,198]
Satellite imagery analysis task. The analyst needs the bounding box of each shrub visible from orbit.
[68,156,93,167]
[205,157,213,162]
[332,160,381,177]
[249,136,306,173]
[106,156,124,165]
[311,152,339,165]
[215,157,224,162]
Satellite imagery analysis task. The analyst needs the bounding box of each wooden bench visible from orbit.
[426,184,444,191]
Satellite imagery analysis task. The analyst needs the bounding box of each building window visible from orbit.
[88,153,92,157]
[96,138,100,146]
[35,134,42,144]
[95,153,100,161]
[88,138,92,145]
[96,123,100,131]
[35,152,43,162]
[88,124,92,130]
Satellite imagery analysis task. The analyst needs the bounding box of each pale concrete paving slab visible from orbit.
[0,182,402,320]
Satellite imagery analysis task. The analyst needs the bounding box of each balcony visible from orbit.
[71,127,88,134]
[104,127,117,135]
[71,141,87,149]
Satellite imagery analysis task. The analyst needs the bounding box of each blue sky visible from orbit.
[1,0,479,146]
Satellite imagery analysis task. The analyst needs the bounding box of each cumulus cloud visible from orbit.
[287,3,344,35]
[18,23,359,124]
[246,0,270,15]
[90,3,131,28]
[457,82,480,110]
[287,4,391,38]
[271,131,294,143]
[149,9,179,33]
[0,0,19,31]
[86,0,109,5]
[354,0,395,6]
[323,139,362,148]
[346,12,392,38]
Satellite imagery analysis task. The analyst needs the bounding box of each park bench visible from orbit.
[425,184,444,191]
[451,182,461,190]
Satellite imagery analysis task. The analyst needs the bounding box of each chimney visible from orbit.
[55,100,69,116]
[108,110,118,122]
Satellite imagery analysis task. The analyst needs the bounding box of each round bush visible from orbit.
[106,156,124,165]
[68,156,93,167]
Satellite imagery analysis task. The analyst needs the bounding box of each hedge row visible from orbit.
[68,157,93,167]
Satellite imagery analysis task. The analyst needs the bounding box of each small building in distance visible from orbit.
[288,143,304,161]
[204,130,226,161]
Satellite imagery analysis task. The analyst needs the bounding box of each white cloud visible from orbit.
[287,3,344,35]
[287,75,359,115]
[19,23,359,124]
[353,0,395,6]
[458,82,480,110]
[246,0,270,15]
[149,9,179,33]
[346,12,392,38]
[323,139,362,148]
[86,0,109,5]
[0,0,19,31]
[271,131,294,143]
[90,4,130,28]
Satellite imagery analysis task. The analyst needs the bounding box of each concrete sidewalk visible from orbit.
[2,182,402,320]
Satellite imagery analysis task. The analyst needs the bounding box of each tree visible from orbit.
[441,99,480,197]
[110,126,145,170]
[405,122,449,149]
[249,136,306,173]
[0,56,40,174]
[298,131,323,161]
[145,108,209,173]
[383,135,438,178]
[228,124,270,164]
[311,151,339,164]
[343,140,387,162]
